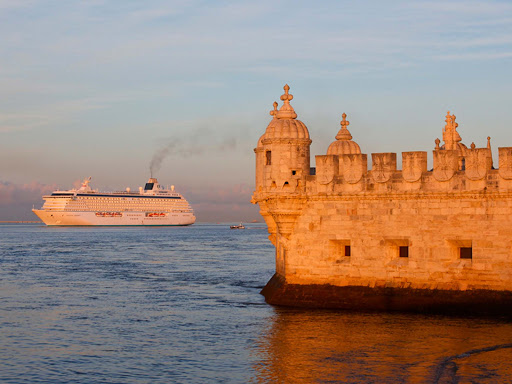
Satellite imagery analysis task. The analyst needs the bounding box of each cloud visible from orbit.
[184,183,260,222]
[0,180,56,220]
[410,1,512,14]
[0,0,34,9]
[0,91,149,133]
[435,51,512,61]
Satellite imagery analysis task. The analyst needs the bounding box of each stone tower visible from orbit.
[254,84,311,194]
[253,85,312,276]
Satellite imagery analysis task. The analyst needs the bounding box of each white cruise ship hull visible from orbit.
[33,210,196,226]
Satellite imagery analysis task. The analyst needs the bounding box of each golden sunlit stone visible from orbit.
[252,85,512,314]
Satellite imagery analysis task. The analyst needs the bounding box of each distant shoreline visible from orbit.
[0,221,42,224]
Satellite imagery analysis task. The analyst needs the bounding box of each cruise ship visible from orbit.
[33,177,196,226]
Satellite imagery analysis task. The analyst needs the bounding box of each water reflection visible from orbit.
[252,308,512,383]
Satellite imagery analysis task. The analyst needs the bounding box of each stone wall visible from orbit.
[252,85,512,311]
[254,147,512,292]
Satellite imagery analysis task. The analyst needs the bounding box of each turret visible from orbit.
[254,85,312,195]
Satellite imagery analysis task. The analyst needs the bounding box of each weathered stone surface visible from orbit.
[433,150,458,181]
[402,151,427,182]
[252,85,512,315]
[315,155,338,185]
[499,147,512,180]
[370,153,397,183]
[340,153,367,184]
[465,148,492,180]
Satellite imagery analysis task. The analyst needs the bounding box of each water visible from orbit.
[1,224,512,383]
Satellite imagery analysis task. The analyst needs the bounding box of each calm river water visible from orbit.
[1,223,512,383]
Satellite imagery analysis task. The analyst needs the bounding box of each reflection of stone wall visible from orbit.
[251,309,512,383]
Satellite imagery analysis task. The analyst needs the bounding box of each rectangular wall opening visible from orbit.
[329,239,351,263]
[266,151,272,165]
[460,247,472,259]
[448,239,473,261]
[384,238,410,260]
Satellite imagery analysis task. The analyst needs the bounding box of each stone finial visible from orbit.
[445,111,452,128]
[281,84,293,102]
[451,114,458,130]
[269,101,278,117]
[341,113,349,129]
[443,111,462,150]
[276,84,298,120]
[471,142,476,150]
[435,138,440,150]
[335,112,353,141]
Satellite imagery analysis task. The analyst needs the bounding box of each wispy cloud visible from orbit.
[0,98,105,133]
[184,183,259,222]
[0,180,56,220]
[0,0,34,9]
[410,1,512,14]
[435,51,512,61]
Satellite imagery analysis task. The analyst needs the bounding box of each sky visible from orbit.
[1,0,512,222]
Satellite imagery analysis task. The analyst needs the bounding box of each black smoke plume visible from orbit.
[149,134,237,177]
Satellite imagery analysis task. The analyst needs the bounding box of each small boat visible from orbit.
[230,223,245,229]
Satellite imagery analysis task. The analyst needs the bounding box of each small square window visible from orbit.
[399,246,409,258]
[292,170,297,175]
[460,247,472,259]
[329,239,351,261]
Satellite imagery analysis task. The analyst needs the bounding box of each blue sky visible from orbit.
[1,0,512,221]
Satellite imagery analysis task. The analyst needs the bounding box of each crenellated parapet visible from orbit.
[254,86,512,313]
[311,146,508,195]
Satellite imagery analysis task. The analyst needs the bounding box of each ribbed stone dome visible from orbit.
[264,118,310,140]
[440,142,468,155]
[326,113,361,155]
[259,85,310,143]
[327,139,361,155]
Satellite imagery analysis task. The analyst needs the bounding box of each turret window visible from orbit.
[266,151,272,165]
